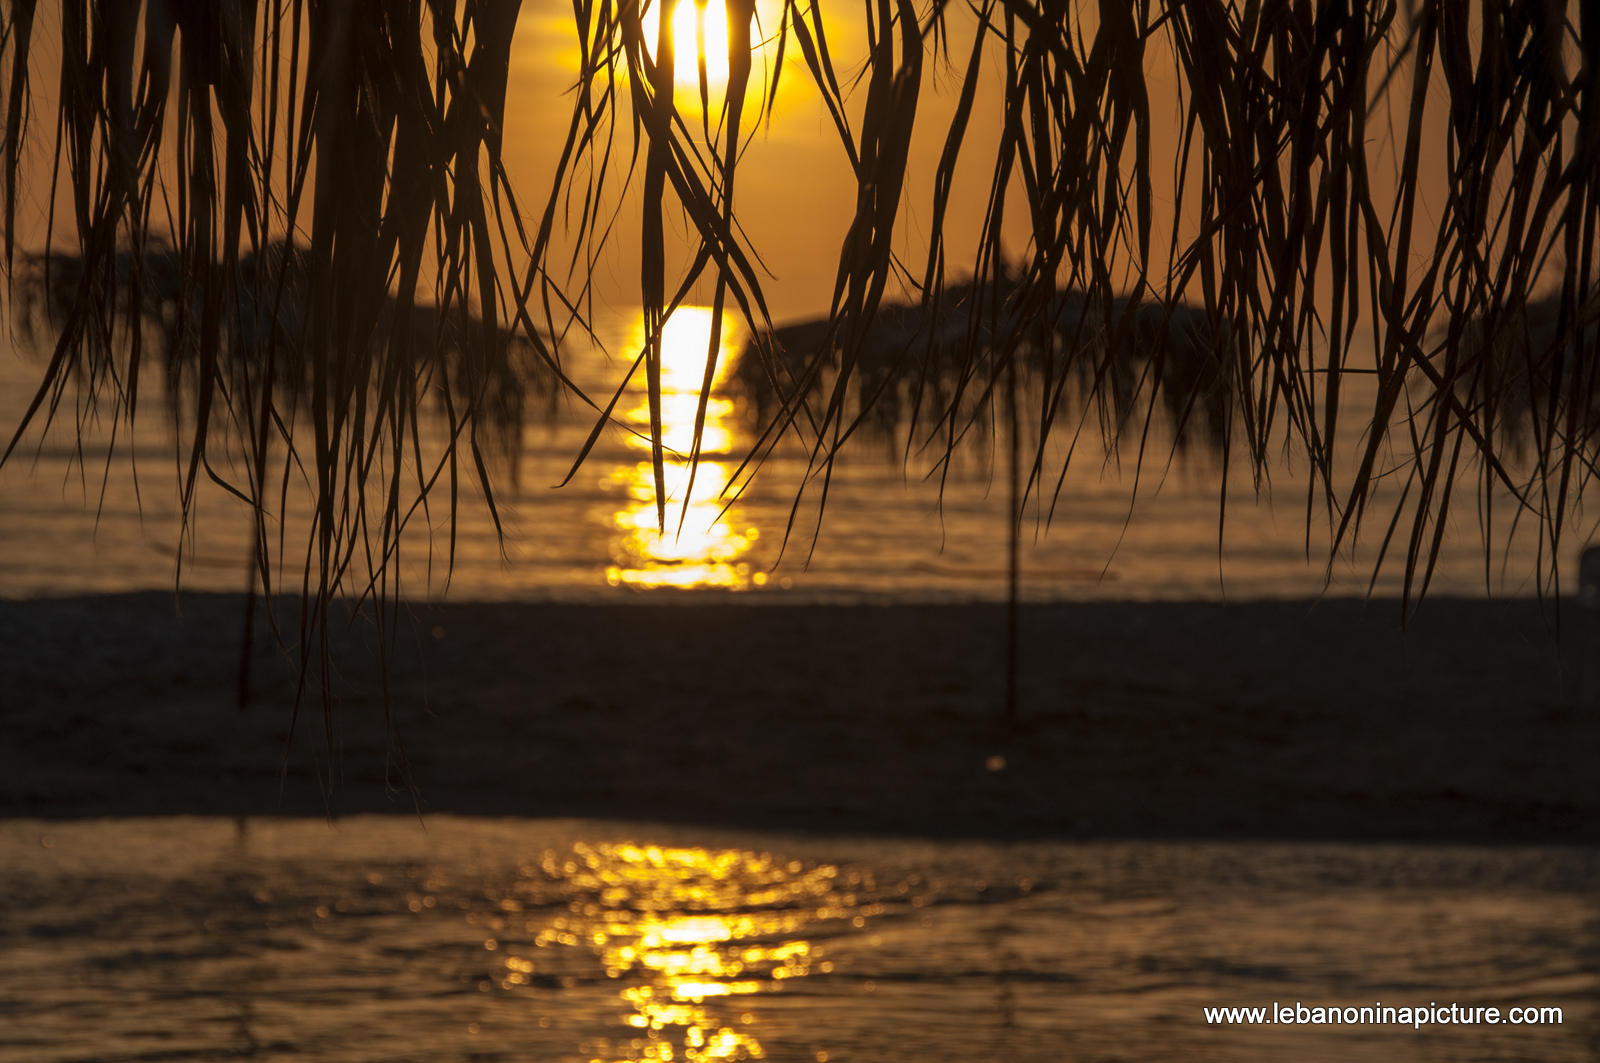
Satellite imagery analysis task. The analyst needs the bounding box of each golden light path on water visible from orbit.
[499,843,867,1063]
[6,819,1597,1062]
[606,308,763,591]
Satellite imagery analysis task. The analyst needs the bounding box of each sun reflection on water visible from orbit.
[606,308,763,591]
[503,843,867,1063]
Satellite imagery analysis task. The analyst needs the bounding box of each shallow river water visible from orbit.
[2,818,1595,1063]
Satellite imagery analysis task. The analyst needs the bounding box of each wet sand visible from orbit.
[1,593,1596,841]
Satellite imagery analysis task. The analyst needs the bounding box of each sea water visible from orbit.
[2,817,1595,1063]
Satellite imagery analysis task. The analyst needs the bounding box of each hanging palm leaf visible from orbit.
[2,0,1597,703]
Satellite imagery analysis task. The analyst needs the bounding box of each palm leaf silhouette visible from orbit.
[2,0,1598,725]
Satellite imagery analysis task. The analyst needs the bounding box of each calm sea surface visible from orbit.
[3,817,1596,1063]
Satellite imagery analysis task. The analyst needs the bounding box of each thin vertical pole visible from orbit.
[237,519,259,711]
[1005,351,1020,721]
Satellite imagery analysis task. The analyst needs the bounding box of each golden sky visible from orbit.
[500,0,1460,332]
[0,1,1472,330]
[504,0,1045,324]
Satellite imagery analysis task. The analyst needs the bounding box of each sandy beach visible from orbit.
[2,592,1595,842]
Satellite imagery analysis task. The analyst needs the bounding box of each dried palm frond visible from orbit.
[2,0,1598,700]
[0,0,571,752]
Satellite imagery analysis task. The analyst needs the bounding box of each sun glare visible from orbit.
[606,306,760,592]
[641,0,732,90]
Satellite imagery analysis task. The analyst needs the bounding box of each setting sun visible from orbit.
[641,0,732,89]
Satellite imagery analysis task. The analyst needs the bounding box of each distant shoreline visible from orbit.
[2,593,1596,844]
